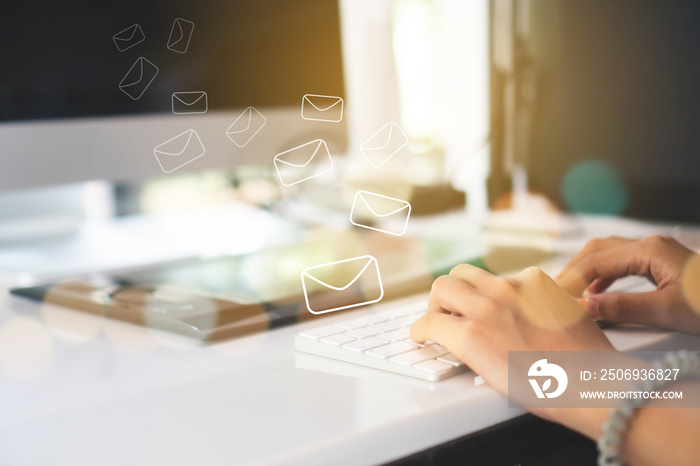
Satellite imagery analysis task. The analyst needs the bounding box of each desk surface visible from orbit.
[1,214,700,466]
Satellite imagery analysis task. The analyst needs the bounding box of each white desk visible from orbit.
[1,215,700,466]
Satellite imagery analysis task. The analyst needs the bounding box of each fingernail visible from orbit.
[581,297,599,318]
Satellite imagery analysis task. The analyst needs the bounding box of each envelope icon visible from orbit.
[172,91,208,114]
[113,24,145,52]
[153,129,205,174]
[350,191,411,236]
[167,18,195,54]
[301,255,384,314]
[301,94,343,122]
[360,121,409,167]
[119,57,159,100]
[273,139,333,186]
[226,106,266,147]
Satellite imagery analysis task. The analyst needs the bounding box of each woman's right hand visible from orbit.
[556,235,700,334]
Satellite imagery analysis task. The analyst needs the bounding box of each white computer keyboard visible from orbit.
[294,301,469,382]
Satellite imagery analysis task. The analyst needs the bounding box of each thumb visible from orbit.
[579,291,666,327]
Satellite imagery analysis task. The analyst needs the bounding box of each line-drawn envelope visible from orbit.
[301,255,384,314]
[119,57,159,100]
[273,139,333,186]
[172,91,208,114]
[301,94,344,122]
[167,18,195,54]
[153,129,205,174]
[226,106,266,147]
[350,190,411,236]
[113,24,145,52]
[360,121,409,167]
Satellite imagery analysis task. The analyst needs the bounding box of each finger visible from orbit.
[557,242,649,297]
[449,263,518,305]
[410,312,464,346]
[410,313,496,380]
[427,275,476,314]
[427,275,499,321]
[579,291,667,327]
[449,263,494,286]
[556,236,634,280]
[514,266,592,329]
[587,277,616,295]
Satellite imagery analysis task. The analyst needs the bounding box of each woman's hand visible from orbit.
[410,264,613,436]
[556,235,700,334]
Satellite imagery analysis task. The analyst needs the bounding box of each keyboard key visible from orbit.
[437,353,464,367]
[367,322,401,333]
[321,334,356,346]
[389,345,446,366]
[376,330,410,342]
[293,301,464,382]
[365,341,418,359]
[344,328,379,339]
[414,359,454,374]
[392,313,423,327]
[380,306,416,319]
[413,340,435,348]
[299,325,346,340]
[342,337,389,352]
[356,314,389,325]
[335,320,367,330]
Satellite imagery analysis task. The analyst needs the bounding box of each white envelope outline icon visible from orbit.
[273,139,333,186]
[153,129,205,174]
[113,24,145,52]
[350,191,412,236]
[360,121,409,167]
[301,255,384,314]
[119,57,159,100]
[167,18,195,54]
[301,94,344,122]
[172,91,208,114]
[226,107,266,148]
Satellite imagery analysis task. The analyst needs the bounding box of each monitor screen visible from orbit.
[1,0,344,122]
[0,0,346,191]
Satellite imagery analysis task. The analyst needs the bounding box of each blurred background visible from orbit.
[0,0,699,285]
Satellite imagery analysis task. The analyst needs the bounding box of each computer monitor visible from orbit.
[0,0,347,192]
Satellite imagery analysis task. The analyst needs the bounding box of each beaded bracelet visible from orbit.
[597,350,700,466]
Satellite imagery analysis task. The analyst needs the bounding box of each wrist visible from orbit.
[597,350,700,466]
